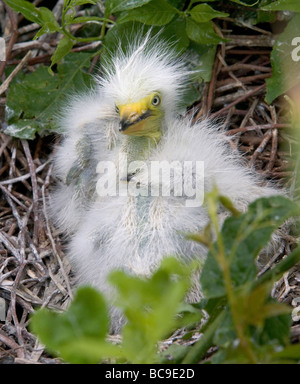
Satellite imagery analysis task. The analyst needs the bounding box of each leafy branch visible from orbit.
[4,0,113,71]
[30,194,300,364]
[4,0,300,139]
[206,188,257,363]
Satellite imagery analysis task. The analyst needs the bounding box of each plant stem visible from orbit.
[182,310,226,364]
[207,190,257,364]
[100,20,107,40]
[61,0,105,43]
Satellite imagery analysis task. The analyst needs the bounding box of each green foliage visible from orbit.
[30,194,300,364]
[3,0,300,138]
[183,193,300,364]
[31,258,196,364]
[109,258,195,363]
[189,4,229,22]
[5,52,95,139]
[104,0,153,16]
[258,0,300,103]
[185,18,225,44]
[117,0,178,26]
[265,13,300,104]
[4,0,237,138]
[30,287,122,364]
[5,0,113,72]
[5,0,299,138]
[230,0,259,5]
[5,0,49,25]
[201,194,299,298]
[261,0,300,12]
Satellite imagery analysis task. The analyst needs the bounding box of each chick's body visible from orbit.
[51,36,280,333]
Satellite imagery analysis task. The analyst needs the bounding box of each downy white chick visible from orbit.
[50,34,282,333]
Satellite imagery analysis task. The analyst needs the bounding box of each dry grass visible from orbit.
[0,4,299,363]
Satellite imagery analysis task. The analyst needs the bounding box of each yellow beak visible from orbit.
[118,100,151,135]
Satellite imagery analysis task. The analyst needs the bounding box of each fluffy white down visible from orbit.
[50,35,282,333]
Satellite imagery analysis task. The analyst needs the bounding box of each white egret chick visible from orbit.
[50,34,281,333]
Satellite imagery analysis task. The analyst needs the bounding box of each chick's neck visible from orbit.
[121,118,162,164]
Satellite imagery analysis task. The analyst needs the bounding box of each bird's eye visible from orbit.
[152,95,161,106]
[115,105,120,113]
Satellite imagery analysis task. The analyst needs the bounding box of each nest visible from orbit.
[0,11,299,363]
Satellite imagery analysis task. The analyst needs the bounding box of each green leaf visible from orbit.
[236,284,291,329]
[200,196,300,298]
[186,19,224,45]
[103,20,188,66]
[5,2,60,39]
[169,39,215,111]
[34,24,60,40]
[71,0,97,5]
[261,0,300,12]
[57,338,123,364]
[33,8,61,39]
[176,302,203,328]
[50,36,74,71]
[105,0,152,16]
[253,10,277,25]
[30,286,116,363]
[109,257,192,364]
[258,314,291,347]
[39,7,60,25]
[70,16,109,24]
[188,0,218,8]
[160,18,190,53]
[166,0,186,10]
[189,43,217,82]
[200,244,227,298]
[190,4,229,22]
[180,82,201,111]
[159,343,190,364]
[4,120,41,140]
[5,0,42,24]
[5,52,94,139]
[273,344,300,361]
[182,308,227,363]
[212,307,237,347]
[117,0,177,26]
[265,14,300,103]
[230,0,259,5]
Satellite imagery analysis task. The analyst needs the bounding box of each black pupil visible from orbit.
[153,96,159,105]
